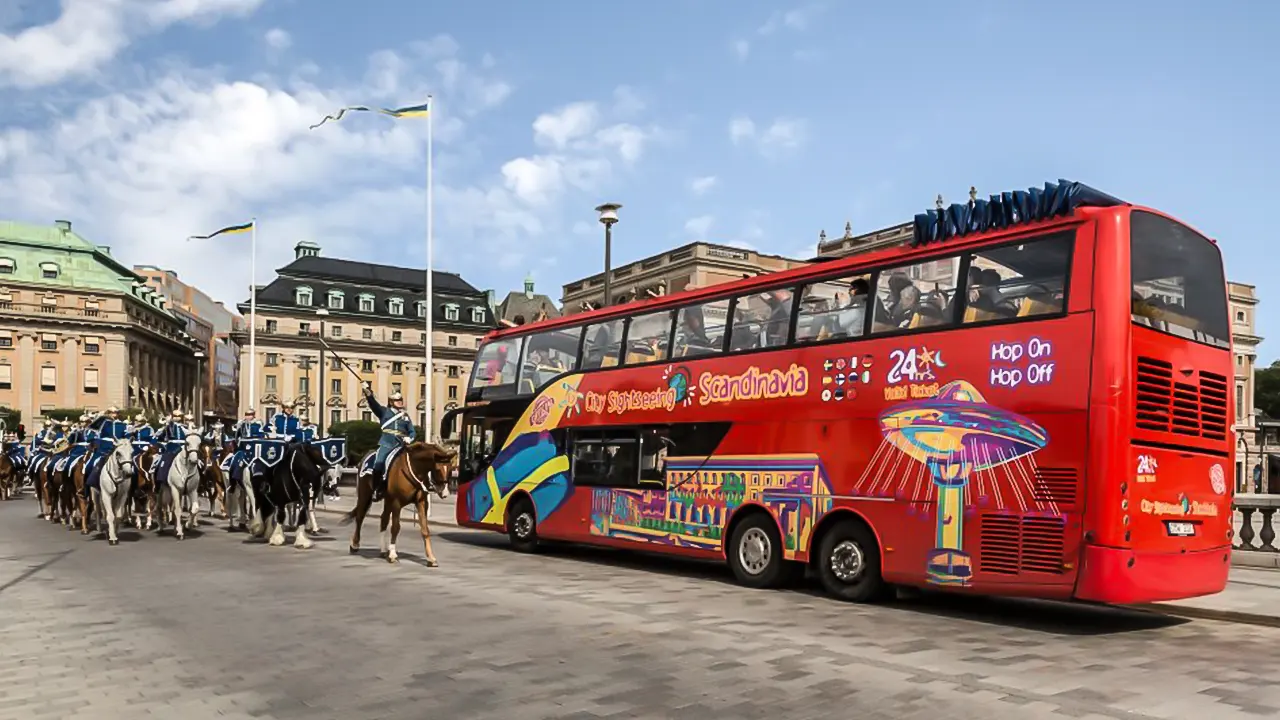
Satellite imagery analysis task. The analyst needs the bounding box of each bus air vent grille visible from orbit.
[1135,357,1227,440]
[979,514,1066,576]
[1031,467,1078,508]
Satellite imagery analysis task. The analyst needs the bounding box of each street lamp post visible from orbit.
[316,309,329,436]
[193,351,206,419]
[595,203,621,308]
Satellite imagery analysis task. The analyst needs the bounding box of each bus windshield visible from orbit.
[1129,211,1229,348]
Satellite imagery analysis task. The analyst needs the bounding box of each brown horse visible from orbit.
[196,444,225,520]
[71,454,97,535]
[339,442,455,565]
[131,444,161,530]
[0,451,14,501]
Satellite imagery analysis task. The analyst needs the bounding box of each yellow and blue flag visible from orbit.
[188,221,253,240]
[309,102,430,130]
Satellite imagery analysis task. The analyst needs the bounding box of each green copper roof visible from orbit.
[0,220,176,317]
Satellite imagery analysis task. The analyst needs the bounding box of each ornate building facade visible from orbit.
[233,242,494,435]
[561,242,809,313]
[0,220,204,422]
[1229,281,1268,491]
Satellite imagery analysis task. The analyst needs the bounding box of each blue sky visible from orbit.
[1,1,1276,361]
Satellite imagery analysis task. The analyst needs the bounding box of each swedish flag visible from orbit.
[188,221,253,240]
[309,102,430,130]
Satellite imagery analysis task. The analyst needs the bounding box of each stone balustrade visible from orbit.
[1234,494,1280,553]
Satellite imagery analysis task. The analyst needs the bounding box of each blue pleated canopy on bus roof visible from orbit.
[911,179,1127,247]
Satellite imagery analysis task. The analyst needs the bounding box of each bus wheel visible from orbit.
[816,520,888,602]
[507,498,539,553]
[728,514,787,589]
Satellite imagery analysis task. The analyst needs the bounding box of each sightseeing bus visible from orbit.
[444,179,1233,605]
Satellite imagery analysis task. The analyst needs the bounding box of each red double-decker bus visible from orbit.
[445,179,1233,604]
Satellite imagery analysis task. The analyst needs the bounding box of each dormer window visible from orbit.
[470,307,486,323]
[359,294,375,312]
[416,301,426,318]
[40,262,59,279]
[327,290,344,310]
[388,297,404,316]
[443,303,459,321]
[0,258,14,274]
[295,286,313,306]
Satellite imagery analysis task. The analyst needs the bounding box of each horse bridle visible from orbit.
[400,449,449,499]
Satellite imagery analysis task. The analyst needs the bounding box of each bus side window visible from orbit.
[873,260,958,333]
[581,319,624,369]
[673,298,729,358]
[727,289,793,351]
[623,310,673,366]
[961,232,1073,324]
[570,429,640,488]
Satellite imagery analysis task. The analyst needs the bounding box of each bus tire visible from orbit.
[727,513,788,589]
[507,498,539,553]
[816,519,888,602]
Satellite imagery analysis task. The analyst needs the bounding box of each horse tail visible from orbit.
[337,507,357,526]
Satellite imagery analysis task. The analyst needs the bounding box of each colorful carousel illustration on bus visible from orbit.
[861,380,1050,586]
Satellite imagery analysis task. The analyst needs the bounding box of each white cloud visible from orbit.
[689,175,718,195]
[729,116,756,145]
[731,38,750,61]
[684,215,714,239]
[264,27,291,51]
[729,115,807,157]
[533,102,600,149]
[0,0,266,88]
[758,5,822,35]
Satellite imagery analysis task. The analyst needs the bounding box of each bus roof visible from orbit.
[486,179,1130,341]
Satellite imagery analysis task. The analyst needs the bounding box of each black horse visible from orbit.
[254,442,325,549]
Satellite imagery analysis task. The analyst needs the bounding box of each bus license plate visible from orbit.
[1166,521,1196,537]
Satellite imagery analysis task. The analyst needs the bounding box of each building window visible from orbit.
[362,411,372,422]
[331,358,342,371]
[83,299,100,317]
[448,385,458,400]
[265,319,277,333]
[416,301,426,318]
[327,290,344,310]
[0,330,11,348]
[448,366,459,378]
[1236,310,1246,323]
[295,286,313,306]
[265,375,277,392]
[264,406,276,417]
[392,382,402,395]
[391,331,402,343]
[83,368,99,394]
[444,304,459,321]
[471,307,485,323]
[40,333,57,351]
[419,383,426,398]
[298,376,310,395]
[299,321,311,335]
[361,359,373,372]
[330,378,342,395]
[388,297,404,316]
[0,363,11,389]
[41,295,57,313]
[392,362,403,374]
[0,258,13,274]
[40,366,56,391]
[39,262,59,279]
[448,335,457,346]
[329,409,341,426]
[475,337,483,347]
[419,333,426,346]
[1237,384,1245,419]
[359,294,375,312]
[331,325,342,338]
[84,336,101,354]
[361,328,373,340]
[265,352,279,367]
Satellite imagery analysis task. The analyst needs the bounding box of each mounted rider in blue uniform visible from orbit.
[268,400,302,444]
[85,406,129,493]
[364,383,414,492]
[130,414,155,443]
[231,408,265,475]
[66,415,93,473]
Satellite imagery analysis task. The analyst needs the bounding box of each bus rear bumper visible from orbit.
[1074,544,1231,604]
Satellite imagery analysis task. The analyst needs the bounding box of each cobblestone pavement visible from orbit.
[3,499,1280,720]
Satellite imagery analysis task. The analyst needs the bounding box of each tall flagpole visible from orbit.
[424,95,434,441]
[248,217,258,411]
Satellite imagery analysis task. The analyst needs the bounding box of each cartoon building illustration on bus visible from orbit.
[590,455,834,558]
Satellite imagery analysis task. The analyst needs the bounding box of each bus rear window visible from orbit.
[1130,211,1228,348]
[472,336,524,389]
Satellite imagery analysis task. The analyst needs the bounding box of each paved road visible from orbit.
[2,499,1280,720]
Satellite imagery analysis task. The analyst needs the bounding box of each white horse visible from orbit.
[157,435,202,540]
[91,439,135,546]
[225,460,262,536]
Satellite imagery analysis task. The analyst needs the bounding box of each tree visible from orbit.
[328,420,381,461]
[1257,360,1280,420]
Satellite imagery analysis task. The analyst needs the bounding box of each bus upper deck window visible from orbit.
[960,231,1072,325]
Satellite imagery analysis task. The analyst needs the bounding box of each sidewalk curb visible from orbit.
[1141,603,1280,629]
